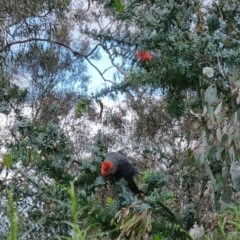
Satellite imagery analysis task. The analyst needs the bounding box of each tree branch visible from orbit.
[4,37,127,84]
[85,57,114,84]
[100,42,128,76]
[4,38,100,58]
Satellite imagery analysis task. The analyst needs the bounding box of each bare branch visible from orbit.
[4,38,100,58]
[85,57,114,84]
[100,42,128,76]
[4,37,128,83]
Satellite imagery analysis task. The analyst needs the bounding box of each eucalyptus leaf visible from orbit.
[204,84,217,105]
[233,127,239,140]
[202,104,208,116]
[230,161,240,192]
[214,101,222,116]
[221,133,228,143]
[214,173,224,194]
[216,111,225,125]
[216,127,222,142]
[237,108,240,123]
[207,105,214,122]
[215,147,224,161]
[214,101,225,124]
[228,146,235,162]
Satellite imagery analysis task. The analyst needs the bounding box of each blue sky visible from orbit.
[87,51,117,92]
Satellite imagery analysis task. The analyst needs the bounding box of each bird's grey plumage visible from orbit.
[104,152,142,194]
[105,152,139,178]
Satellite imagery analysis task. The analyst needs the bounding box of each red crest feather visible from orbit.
[101,160,113,177]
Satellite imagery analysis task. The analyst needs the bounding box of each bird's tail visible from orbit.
[127,177,143,194]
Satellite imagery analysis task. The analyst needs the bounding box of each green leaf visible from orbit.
[215,147,224,161]
[221,134,228,143]
[114,0,125,13]
[207,105,214,122]
[216,112,225,125]
[237,109,240,123]
[216,127,222,142]
[230,161,240,192]
[203,160,215,185]
[228,146,235,162]
[204,85,217,122]
[3,154,13,168]
[233,126,239,140]
[76,98,91,113]
[214,173,224,194]
[214,101,225,124]
[202,105,208,117]
[204,84,217,105]
[214,101,222,115]
[94,176,105,186]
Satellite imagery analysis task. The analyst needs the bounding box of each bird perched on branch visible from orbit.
[101,152,143,194]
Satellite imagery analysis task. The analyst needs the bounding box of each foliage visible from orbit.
[7,190,18,240]
[104,170,192,240]
[165,90,185,118]
[81,0,240,238]
[2,0,240,239]
[65,181,87,240]
[91,0,240,116]
[76,98,91,117]
[200,204,240,240]
[111,202,152,240]
[0,121,75,238]
[0,76,27,115]
[195,81,240,210]
[8,121,73,184]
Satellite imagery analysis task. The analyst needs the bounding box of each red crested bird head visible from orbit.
[101,160,114,177]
